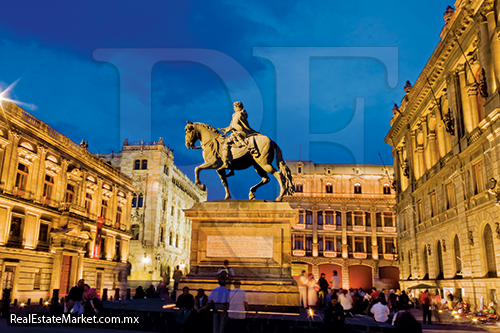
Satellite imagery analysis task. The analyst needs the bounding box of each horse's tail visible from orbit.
[274,142,295,196]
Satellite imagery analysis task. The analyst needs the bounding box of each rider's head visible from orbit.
[233,101,244,111]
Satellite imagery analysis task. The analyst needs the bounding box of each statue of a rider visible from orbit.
[218,101,258,175]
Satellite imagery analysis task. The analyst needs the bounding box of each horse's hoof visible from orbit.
[197,183,206,191]
[249,193,255,200]
[275,196,283,202]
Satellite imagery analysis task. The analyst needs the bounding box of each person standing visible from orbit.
[228,281,248,332]
[175,286,194,329]
[419,290,432,324]
[194,289,210,330]
[389,289,398,312]
[339,289,353,317]
[330,270,341,296]
[298,270,308,309]
[173,265,183,300]
[398,290,409,311]
[323,295,345,333]
[306,273,318,308]
[209,278,230,333]
[317,273,329,308]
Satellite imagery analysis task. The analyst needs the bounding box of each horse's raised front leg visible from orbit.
[194,162,212,191]
[249,165,270,200]
[217,169,231,200]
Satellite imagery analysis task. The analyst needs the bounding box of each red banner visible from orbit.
[93,217,103,259]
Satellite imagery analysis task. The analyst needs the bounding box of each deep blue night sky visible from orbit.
[0,1,451,200]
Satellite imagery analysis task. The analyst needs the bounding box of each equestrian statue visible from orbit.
[185,101,294,201]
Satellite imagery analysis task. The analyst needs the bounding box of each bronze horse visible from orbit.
[185,121,294,201]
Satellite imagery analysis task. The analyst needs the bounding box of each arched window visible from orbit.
[454,235,461,276]
[437,240,444,279]
[484,224,497,278]
[297,166,302,174]
[176,234,179,248]
[159,227,164,243]
[141,159,148,170]
[295,183,303,193]
[132,194,137,208]
[131,224,140,240]
[383,184,391,195]
[325,183,333,193]
[169,232,173,246]
[138,194,144,208]
[354,183,362,194]
[133,160,140,170]
[423,246,429,280]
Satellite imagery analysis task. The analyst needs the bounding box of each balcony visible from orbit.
[323,225,336,231]
[293,223,305,230]
[36,241,50,252]
[7,236,23,248]
[352,226,366,232]
[293,250,306,256]
[383,226,396,233]
[323,251,338,258]
[353,252,367,259]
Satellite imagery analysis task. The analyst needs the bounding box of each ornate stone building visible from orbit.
[0,101,134,303]
[101,140,206,288]
[284,161,399,291]
[385,1,500,309]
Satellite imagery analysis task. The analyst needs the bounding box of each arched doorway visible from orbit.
[484,224,497,278]
[348,265,372,290]
[318,264,343,289]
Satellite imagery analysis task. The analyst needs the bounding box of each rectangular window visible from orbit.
[115,206,122,228]
[43,174,54,199]
[33,268,41,290]
[101,200,108,218]
[366,213,371,227]
[163,165,169,175]
[15,163,29,191]
[38,223,49,242]
[294,235,304,250]
[305,211,313,225]
[326,184,333,193]
[66,184,75,203]
[385,238,395,254]
[336,214,342,226]
[317,211,323,225]
[85,193,93,214]
[318,235,323,252]
[376,212,382,227]
[354,237,364,252]
[474,161,484,194]
[298,210,304,224]
[347,236,353,253]
[325,237,335,251]
[403,212,408,231]
[324,211,334,225]
[2,266,15,290]
[162,199,166,212]
[418,201,423,224]
[354,184,362,194]
[346,212,352,226]
[100,236,106,259]
[354,211,364,226]
[377,237,383,254]
[366,236,372,253]
[383,185,391,195]
[305,234,313,251]
[383,212,393,227]
[430,192,437,217]
[171,206,174,216]
[446,183,455,209]
[295,183,303,192]
[8,216,23,247]
[336,235,342,252]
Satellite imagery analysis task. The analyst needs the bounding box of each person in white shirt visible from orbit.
[371,297,390,323]
[330,270,341,296]
[338,289,353,316]
[208,278,230,333]
[228,281,248,331]
[298,270,308,308]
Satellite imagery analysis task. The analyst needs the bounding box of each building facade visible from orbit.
[0,101,134,303]
[101,140,206,288]
[284,161,399,291]
[385,0,500,309]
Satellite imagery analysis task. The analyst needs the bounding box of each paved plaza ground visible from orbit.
[1,299,499,332]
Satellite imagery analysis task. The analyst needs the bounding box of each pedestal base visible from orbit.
[181,200,300,311]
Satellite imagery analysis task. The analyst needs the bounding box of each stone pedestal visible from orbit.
[180,200,300,312]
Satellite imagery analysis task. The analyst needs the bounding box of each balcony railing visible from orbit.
[36,241,50,252]
[353,252,367,259]
[293,250,306,256]
[293,223,305,230]
[353,226,366,232]
[7,236,23,248]
[323,225,336,231]
[323,251,338,258]
[383,226,396,233]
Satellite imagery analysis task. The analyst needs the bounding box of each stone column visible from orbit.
[487,11,500,90]
[95,178,103,218]
[421,119,432,170]
[467,84,480,128]
[79,170,87,208]
[34,145,48,203]
[50,249,64,291]
[312,208,318,257]
[3,130,21,194]
[77,251,85,279]
[55,158,69,204]
[342,260,349,289]
[121,239,129,263]
[110,185,118,226]
[479,15,495,95]
[341,210,348,258]
[371,209,378,260]
[107,234,115,261]
[458,68,473,133]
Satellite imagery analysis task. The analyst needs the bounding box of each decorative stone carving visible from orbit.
[442,239,447,252]
[468,230,474,245]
